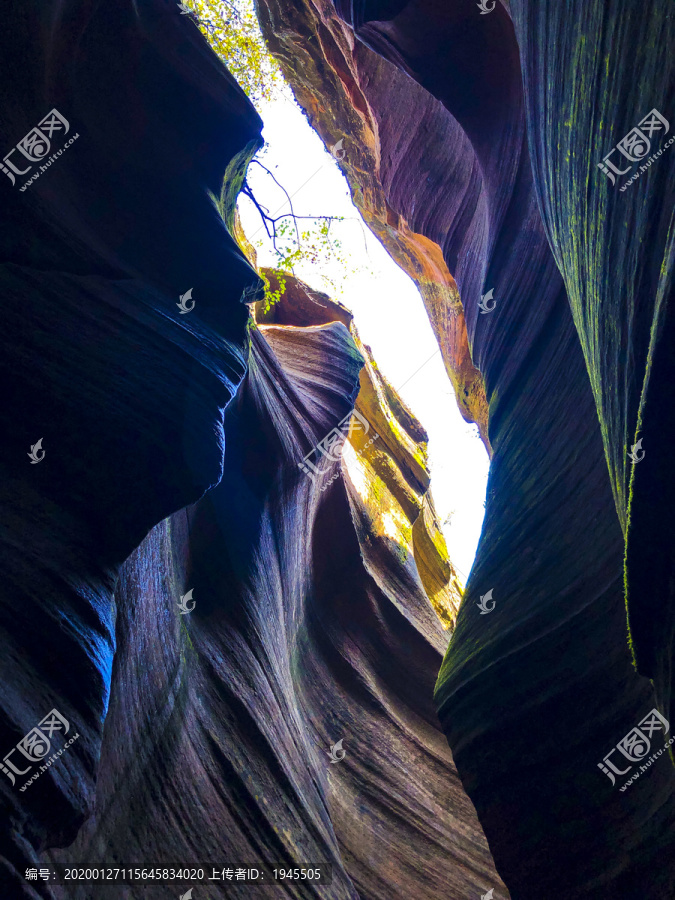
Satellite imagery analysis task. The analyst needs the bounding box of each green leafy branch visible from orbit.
[241,160,352,304]
[189,0,284,108]
[190,0,372,310]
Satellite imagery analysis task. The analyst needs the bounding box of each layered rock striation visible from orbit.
[254,0,675,896]
[255,272,463,630]
[254,0,491,453]
[1,4,504,898]
[5,0,674,897]
[48,273,506,899]
[0,0,261,894]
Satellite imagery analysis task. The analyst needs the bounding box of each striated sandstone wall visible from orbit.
[0,0,261,893]
[53,273,506,900]
[254,0,491,452]
[254,0,675,897]
[255,270,464,629]
[0,4,504,897]
[4,0,673,898]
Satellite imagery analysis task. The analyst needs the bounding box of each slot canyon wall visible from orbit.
[1,1,674,900]
[48,275,503,900]
[253,0,675,897]
[1,3,506,899]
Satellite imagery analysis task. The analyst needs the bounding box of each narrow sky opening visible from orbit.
[237,74,489,585]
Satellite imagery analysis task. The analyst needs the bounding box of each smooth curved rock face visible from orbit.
[0,1,261,894]
[53,280,506,899]
[507,0,675,759]
[254,0,491,451]
[255,0,675,896]
[256,272,464,629]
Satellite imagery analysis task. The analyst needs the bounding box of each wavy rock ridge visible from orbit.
[1,5,504,898]
[49,273,505,899]
[256,271,463,630]
[0,0,260,893]
[4,0,674,897]
[254,0,491,453]
[255,0,675,897]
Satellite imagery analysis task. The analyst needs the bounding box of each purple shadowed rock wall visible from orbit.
[254,0,675,896]
[1,4,503,898]
[55,308,505,898]
[0,1,261,895]
[4,0,674,897]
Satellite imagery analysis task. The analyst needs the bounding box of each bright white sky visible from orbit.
[238,89,489,585]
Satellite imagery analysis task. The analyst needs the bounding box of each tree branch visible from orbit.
[251,160,302,247]
[242,177,343,257]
